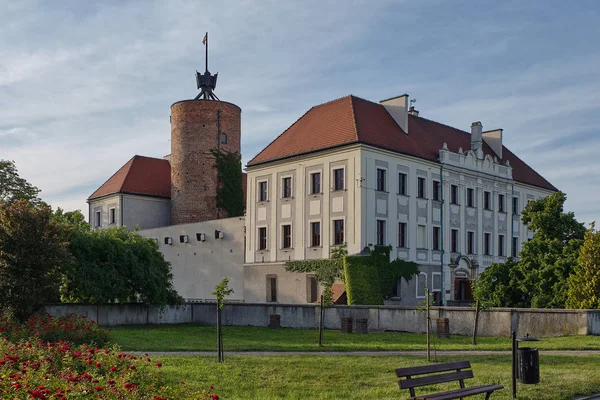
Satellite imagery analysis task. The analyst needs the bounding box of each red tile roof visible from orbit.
[88,155,171,200]
[248,95,556,191]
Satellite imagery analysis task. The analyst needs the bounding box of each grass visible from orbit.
[157,354,600,399]
[109,324,600,352]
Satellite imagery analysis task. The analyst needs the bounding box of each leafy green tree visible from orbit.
[517,192,585,308]
[59,227,182,305]
[0,160,41,203]
[567,223,600,309]
[473,258,525,308]
[53,208,89,232]
[0,200,69,321]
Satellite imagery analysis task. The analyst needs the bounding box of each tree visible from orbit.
[58,227,182,305]
[516,192,585,308]
[0,160,41,203]
[567,223,600,309]
[0,200,69,321]
[212,278,234,363]
[472,258,525,308]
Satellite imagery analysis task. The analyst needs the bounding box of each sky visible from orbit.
[1,0,599,223]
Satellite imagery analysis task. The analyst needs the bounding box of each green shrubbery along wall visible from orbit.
[211,150,244,217]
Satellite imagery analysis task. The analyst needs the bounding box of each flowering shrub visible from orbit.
[0,338,220,399]
[0,313,109,346]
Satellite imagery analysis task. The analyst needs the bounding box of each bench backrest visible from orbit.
[396,361,473,398]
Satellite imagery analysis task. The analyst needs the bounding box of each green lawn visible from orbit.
[157,354,600,399]
[109,324,600,352]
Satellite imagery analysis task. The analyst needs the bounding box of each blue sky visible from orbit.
[1,0,599,223]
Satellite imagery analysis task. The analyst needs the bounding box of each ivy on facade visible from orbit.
[211,150,244,217]
[284,244,347,305]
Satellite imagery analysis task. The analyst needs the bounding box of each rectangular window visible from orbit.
[416,273,427,298]
[109,208,116,225]
[498,234,505,256]
[499,194,505,213]
[259,181,268,202]
[467,231,475,255]
[282,177,292,198]
[333,219,344,245]
[451,185,458,204]
[484,191,491,210]
[467,188,474,207]
[417,177,426,198]
[451,229,459,253]
[398,222,407,248]
[512,237,519,257]
[307,276,318,303]
[310,173,321,194]
[94,211,101,227]
[484,233,491,255]
[513,197,519,215]
[417,225,426,248]
[311,222,321,247]
[432,273,441,292]
[398,173,407,195]
[432,181,440,201]
[266,275,277,302]
[432,226,440,250]
[376,220,386,246]
[376,168,386,192]
[282,225,292,249]
[258,227,267,250]
[333,169,344,191]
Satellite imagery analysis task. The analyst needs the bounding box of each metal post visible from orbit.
[319,295,324,346]
[426,288,431,362]
[512,330,517,398]
[205,32,208,72]
[472,300,480,345]
[217,304,222,363]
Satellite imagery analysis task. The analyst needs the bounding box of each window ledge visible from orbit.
[257,200,270,205]
[281,196,294,201]
[397,193,410,197]
[396,246,409,250]
[331,189,347,193]
[281,247,294,251]
[308,246,323,250]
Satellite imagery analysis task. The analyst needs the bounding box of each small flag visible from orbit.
[202,33,207,46]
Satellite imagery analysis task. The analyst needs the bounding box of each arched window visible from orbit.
[221,132,227,144]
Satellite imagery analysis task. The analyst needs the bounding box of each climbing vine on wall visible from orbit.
[211,150,244,217]
[285,244,348,305]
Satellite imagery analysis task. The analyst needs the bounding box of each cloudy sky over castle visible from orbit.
[1,0,599,222]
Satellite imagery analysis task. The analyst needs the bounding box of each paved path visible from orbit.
[138,350,600,357]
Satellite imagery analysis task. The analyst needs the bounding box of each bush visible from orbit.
[0,339,220,399]
[0,313,109,346]
[344,255,384,305]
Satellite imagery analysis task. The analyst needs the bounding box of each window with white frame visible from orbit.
[513,197,519,215]
[376,168,386,192]
[282,177,292,198]
[416,272,427,298]
[398,172,407,195]
[258,181,268,202]
[333,168,344,191]
[310,221,321,247]
[467,188,474,207]
[94,210,101,227]
[432,272,441,293]
[498,234,505,256]
[333,219,344,245]
[398,222,407,248]
[417,177,426,198]
[258,227,268,250]
[376,219,386,246]
[417,225,426,249]
[484,232,491,255]
[310,172,321,194]
[109,207,116,225]
[432,226,441,250]
[499,194,505,213]
[282,225,292,249]
[467,231,475,254]
[432,181,440,201]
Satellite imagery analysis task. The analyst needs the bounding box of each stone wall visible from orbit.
[44,303,600,337]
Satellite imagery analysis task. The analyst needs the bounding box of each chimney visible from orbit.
[408,106,419,117]
[471,121,482,153]
[380,94,409,134]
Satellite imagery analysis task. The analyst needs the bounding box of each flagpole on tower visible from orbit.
[204,32,208,72]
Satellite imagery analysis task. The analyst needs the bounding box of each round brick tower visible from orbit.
[170,99,241,225]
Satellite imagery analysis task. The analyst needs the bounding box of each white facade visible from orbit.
[244,142,553,305]
[139,217,245,302]
[88,194,170,231]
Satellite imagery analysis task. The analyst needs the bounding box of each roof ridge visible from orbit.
[87,156,135,200]
[247,96,354,165]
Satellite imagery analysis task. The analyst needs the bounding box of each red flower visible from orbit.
[95,386,103,391]
[110,366,117,372]
[212,394,219,400]
[95,362,101,368]
[155,362,162,368]
[129,365,136,370]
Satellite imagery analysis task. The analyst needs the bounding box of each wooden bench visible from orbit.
[395,361,503,400]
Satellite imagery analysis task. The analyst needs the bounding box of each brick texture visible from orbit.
[170,99,241,225]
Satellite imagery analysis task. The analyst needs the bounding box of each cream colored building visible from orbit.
[244,94,556,305]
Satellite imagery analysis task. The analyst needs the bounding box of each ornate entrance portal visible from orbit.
[452,256,475,302]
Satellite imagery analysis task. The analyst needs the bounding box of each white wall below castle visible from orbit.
[139,217,246,302]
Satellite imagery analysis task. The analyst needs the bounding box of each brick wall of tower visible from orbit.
[170,99,242,225]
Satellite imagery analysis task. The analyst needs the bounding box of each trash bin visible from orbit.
[269,314,280,329]
[355,318,368,334]
[437,318,450,339]
[341,317,353,333]
[517,347,540,384]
